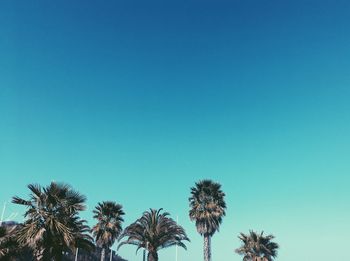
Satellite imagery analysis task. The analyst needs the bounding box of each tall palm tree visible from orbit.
[12,182,94,261]
[235,230,279,261]
[92,201,125,261]
[118,208,189,261]
[189,180,226,261]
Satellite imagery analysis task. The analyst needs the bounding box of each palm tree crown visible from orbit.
[235,231,279,261]
[12,182,93,260]
[189,180,226,236]
[92,201,125,261]
[118,208,189,261]
[189,179,226,261]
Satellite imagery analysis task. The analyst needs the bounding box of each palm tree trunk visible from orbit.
[147,251,158,261]
[101,248,106,261]
[204,234,211,261]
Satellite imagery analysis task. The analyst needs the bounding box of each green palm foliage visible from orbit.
[118,208,189,261]
[189,180,226,261]
[235,231,279,261]
[92,201,125,261]
[12,182,94,261]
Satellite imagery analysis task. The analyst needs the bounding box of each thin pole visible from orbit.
[110,249,113,261]
[74,247,79,261]
[176,215,178,261]
[0,202,7,226]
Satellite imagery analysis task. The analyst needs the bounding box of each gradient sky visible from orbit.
[1,1,350,260]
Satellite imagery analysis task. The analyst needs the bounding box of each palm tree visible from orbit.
[189,180,226,261]
[235,230,279,261]
[92,201,125,261]
[118,208,189,261]
[12,182,94,261]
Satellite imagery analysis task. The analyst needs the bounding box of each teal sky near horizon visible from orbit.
[1,1,350,260]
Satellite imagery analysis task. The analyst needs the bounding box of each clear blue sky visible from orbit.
[1,1,350,260]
